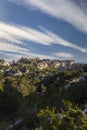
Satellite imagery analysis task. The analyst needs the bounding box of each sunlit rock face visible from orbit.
[0,57,74,71]
[37,61,48,70]
[0,59,10,66]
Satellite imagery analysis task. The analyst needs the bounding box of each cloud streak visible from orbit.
[40,27,87,53]
[8,0,87,33]
[0,21,87,52]
[0,51,54,61]
[0,21,54,45]
[0,42,29,54]
[0,21,87,60]
[54,52,74,59]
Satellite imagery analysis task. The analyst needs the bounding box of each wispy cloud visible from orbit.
[8,0,87,33]
[1,51,54,61]
[54,52,74,59]
[0,42,29,54]
[39,26,87,53]
[0,21,87,52]
[29,53,54,59]
[0,21,87,60]
[0,21,54,46]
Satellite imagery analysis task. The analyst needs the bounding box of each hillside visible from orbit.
[0,57,87,130]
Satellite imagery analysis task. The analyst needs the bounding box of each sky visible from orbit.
[0,0,87,63]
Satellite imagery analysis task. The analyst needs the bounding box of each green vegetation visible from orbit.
[37,101,87,130]
[0,58,87,130]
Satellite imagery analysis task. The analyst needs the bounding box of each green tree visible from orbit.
[0,85,22,120]
[37,101,87,130]
[60,101,87,130]
[37,106,61,130]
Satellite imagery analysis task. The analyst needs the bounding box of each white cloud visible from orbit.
[0,21,87,53]
[1,51,54,61]
[0,21,54,46]
[0,42,31,61]
[54,52,74,58]
[0,42,29,54]
[39,27,87,53]
[8,0,87,33]
[0,21,87,61]
[29,53,54,59]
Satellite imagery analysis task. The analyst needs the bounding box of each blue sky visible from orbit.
[0,0,87,63]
